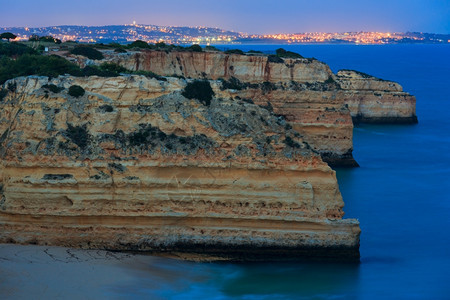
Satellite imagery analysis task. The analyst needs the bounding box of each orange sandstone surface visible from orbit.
[0,75,360,261]
[99,50,416,165]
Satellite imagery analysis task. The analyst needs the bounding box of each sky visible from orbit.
[1,0,449,34]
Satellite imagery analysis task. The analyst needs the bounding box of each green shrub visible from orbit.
[0,54,81,84]
[114,48,127,53]
[204,45,219,51]
[247,50,263,54]
[7,82,16,92]
[99,63,128,74]
[267,55,284,63]
[325,76,336,84]
[188,44,202,52]
[225,49,245,55]
[155,42,167,48]
[0,88,7,101]
[283,136,300,148]
[42,84,64,93]
[68,85,85,98]
[220,77,245,90]
[275,48,303,59]
[128,40,151,49]
[65,123,89,150]
[70,46,104,60]
[39,36,61,44]
[182,80,214,106]
[0,42,37,57]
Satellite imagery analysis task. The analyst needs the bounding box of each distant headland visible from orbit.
[1,23,449,45]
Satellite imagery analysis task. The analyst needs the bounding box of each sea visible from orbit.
[1,44,449,299]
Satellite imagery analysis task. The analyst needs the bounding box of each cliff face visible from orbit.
[105,50,333,84]
[102,51,356,166]
[100,50,417,165]
[0,75,360,261]
[336,70,417,123]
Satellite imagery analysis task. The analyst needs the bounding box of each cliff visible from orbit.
[336,70,417,123]
[95,50,416,165]
[97,50,356,166]
[0,75,360,261]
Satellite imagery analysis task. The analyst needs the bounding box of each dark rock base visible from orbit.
[352,115,418,125]
[321,150,359,168]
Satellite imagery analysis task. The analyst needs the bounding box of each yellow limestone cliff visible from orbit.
[0,75,360,261]
[99,50,416,166]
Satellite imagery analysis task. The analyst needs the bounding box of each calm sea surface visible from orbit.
[1,44,450,299]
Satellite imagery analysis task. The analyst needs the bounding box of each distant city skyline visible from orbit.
[1,0,449,34]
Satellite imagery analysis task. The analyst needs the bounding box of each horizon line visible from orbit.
[1,23,448,36]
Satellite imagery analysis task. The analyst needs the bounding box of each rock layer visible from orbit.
[100,50,416,164]
[336,70,417,124]
[102,51,357,166]
[0,75,360,261]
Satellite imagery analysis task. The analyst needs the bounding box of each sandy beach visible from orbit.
[0,243,215,299]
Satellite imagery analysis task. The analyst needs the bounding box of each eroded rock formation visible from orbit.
[336,70,417,123]
[0,75,360,261]
[97,50,416,165]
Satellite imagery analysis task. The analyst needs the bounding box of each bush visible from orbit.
[68,85,85,98]
[182,80,214,106]
[275,48,303,59]
[39,36,61,44]
[128,40,151,49]
[155,42,167,48]
[70,46,104,60]
[0,54,81,84]
[0,88,7,101]
[66,123,89,150]
[188,44,202,52]
[204,45,219,51]
[247,50,263,54]
[220,77,245,90]
[225,49,245,55]
[99,63,128,74]
[42,84,64,93]
[0,42,37,57]
[114,48,127,53]
[267,55,284,63]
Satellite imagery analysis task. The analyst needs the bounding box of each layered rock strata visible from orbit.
[336,70,417,124]
[102,50,358,166]
[97,50,416,164]
[0,75,360,261]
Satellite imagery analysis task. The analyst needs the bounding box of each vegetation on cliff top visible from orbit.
[70,46,104,60]
[182,80,214,106]
[68,85,85,98]
[0,54,80,84]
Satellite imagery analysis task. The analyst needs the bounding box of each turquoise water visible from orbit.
[3,45,450,299]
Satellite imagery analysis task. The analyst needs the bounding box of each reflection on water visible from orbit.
[108,258,360,299]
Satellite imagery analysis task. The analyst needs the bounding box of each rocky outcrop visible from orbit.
[96,50,416,165]
[0,75,360,261]
[336,70,417,124]
[100,50,357,167]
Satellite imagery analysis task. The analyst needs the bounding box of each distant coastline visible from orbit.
[1,24,449,45]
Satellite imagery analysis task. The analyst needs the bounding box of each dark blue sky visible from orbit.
[1,0,449,33]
